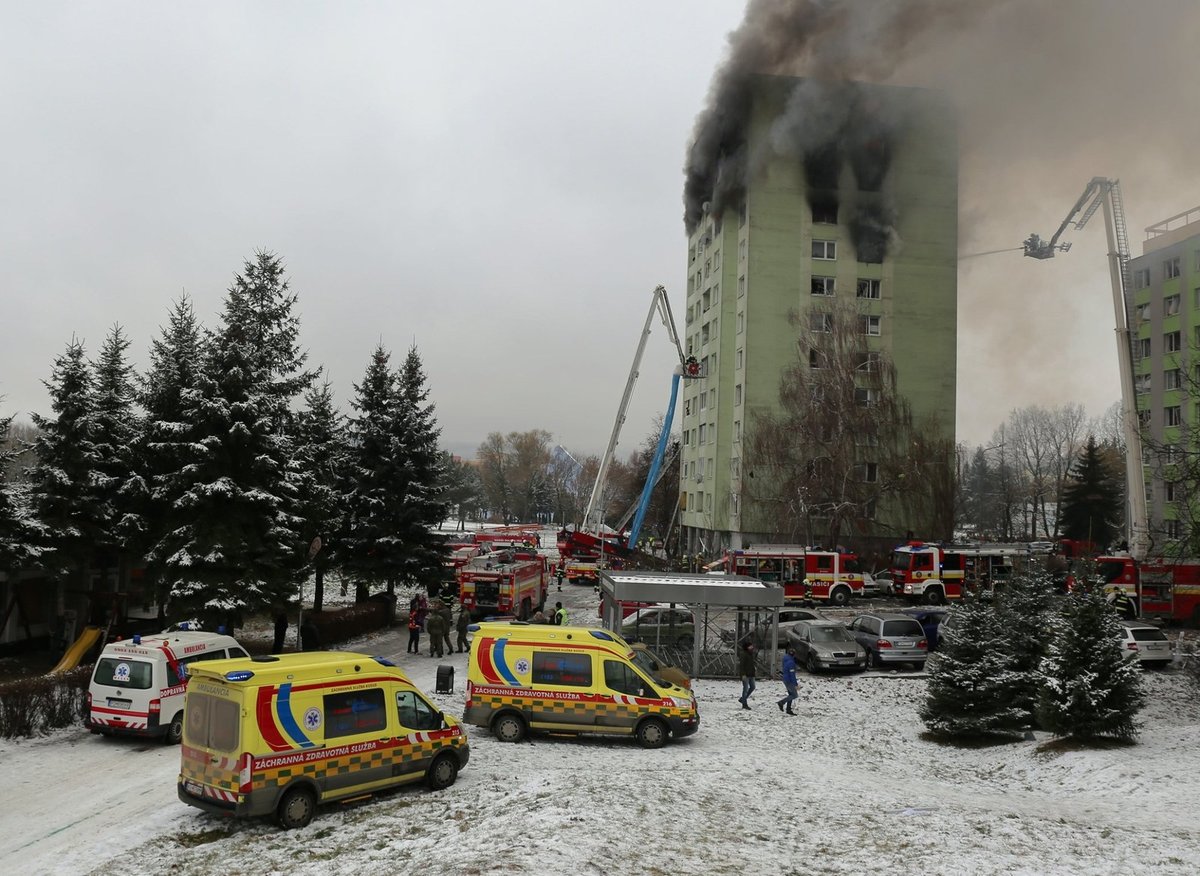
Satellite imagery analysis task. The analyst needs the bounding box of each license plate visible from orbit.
[896,641,914,648]
[107,698,132,708]
[836,659,853,665]
[185,781,204,797]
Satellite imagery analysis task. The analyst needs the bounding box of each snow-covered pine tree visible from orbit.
[90,324,146,592]
[140,295,206,616]
[337,344,408,601]
[392,345,448,590]
[920,595,1027,738]
[28,338,107,631]
[1037,585,1145,742]
[149,255,313,626]
[992,568,1060,729]
[295,379,344,611]
[0,409,43,574]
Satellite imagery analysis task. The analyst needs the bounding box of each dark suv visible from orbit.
[846,612,928,669]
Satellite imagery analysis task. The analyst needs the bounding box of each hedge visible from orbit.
[304,593,396,646]
[0,666,91,739]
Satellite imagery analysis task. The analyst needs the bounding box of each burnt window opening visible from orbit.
[811,194,838,225]
[803,144,841,191]
[848,136,892,193]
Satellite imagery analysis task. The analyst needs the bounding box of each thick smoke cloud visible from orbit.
[683,0,993,239]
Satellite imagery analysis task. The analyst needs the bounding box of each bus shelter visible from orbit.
[599,570,785,679]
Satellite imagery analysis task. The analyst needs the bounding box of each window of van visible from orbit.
[395,690,441,731]
[325,689,387,738]
[532,652,592,686]
[168,649,230,686]
[604,660,653,697]
[94,658,153,689]
[184,693,241,752]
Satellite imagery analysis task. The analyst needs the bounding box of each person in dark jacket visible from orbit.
[426,609,446,658]
[737,640,757,710]
[407,611,422,654]
[300,617,321,652]
[272,606,288,654]
[437,599,454,654]
[456,606,471,653]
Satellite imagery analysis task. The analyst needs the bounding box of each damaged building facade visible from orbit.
[678,76,957,554]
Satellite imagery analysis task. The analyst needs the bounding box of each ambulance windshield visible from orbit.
[629,649,668,688]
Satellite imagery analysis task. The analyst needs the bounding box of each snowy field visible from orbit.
[3,573,1200,876]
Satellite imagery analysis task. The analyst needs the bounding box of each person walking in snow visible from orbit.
[555,564,566,591]
[777,647,799,715]
[738,639,757,710]
[426,608,446,658]
[407,611,422,654]
[456,606,471,653]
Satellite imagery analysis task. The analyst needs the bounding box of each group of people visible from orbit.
[737,639,800,715]
[407,591,470,657]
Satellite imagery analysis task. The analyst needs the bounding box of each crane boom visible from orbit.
[1024,177,1148,557]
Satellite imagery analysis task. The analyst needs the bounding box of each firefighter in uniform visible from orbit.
[1109,588,1137,620]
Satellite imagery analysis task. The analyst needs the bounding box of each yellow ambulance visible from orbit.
[464,623,698,748]
[177,652,469,829]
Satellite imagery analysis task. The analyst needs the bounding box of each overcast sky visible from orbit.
[3,1,1199,460]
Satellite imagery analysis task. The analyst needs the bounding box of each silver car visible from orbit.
[785,621,866,673]
[846,612,928,669]
[1119,620,1173,668]
[719,608,824,648]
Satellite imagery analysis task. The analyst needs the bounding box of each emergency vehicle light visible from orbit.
[588,630,615,642]
[132,634,141,645]
[224,670,255,682]
[373,657,397,667]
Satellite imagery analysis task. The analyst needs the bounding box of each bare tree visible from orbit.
[743,301,952,546]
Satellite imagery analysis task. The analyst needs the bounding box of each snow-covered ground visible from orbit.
[3,537,1200,875]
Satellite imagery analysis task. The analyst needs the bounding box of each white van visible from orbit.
[86,630,248,743]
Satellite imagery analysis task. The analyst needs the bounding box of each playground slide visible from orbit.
[49,626,102,674]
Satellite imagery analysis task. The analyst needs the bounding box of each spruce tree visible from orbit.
[392,345,448,589]
[1037,585,1145,742]
[993,569,1060,729]
[295,379,344,611]
[921,597,1027,737]
[0,409,42,574]
[337,344,407,601]
[1059,435,1122,548]
[91,324,145,590]
[149,255,313,625]
[28,339,107,630]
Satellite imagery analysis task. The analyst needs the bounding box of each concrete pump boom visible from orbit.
[1023,177,1149,558]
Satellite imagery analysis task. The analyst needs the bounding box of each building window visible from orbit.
[736,348,743,369]
[1166,368,1182,390]
[714,251,721,271]
[739,240,746,262]
[699,423,707,443]
[738,275,746,297]
[1135,302,1150,322]
[705,492,713,513]
[811,312,833,333]
[707,458,714,479]
[734,420,741,441]
[1165,257,1181,280]
[856,279,881,299]
[1167,481,1179,502]
[1165,444,1179,464]
[857,462,879,483]
[683,399,692,416]
[1134,374,1151,394]
[860,315,882,336]
[1166,405,1182,426]
[1166,331,1182,352]
[812,240,837,260]
[734,384,743,405]
[811,276,836,296]
[1135,337,1151,359]
[856,352,881,372]
[855,388,880,407]
[702,290,711,312]
[704,258,711,278]
[1165,294,1181,315]
[809,348,824,369]
[1134,268,1151,289]
[1166,519,1182,539]
[699,391,707,411]
[1138,409,1151,427]
[737,312,744,334]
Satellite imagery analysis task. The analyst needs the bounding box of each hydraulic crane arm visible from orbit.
[1024,177,1148,558]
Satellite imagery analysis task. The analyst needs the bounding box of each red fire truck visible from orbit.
[457,548,548,620]
[889,542,1030,604]
[707,546,867,605]
[1095,554,1200,625]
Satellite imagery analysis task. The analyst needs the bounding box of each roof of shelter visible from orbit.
[599,570,784,608]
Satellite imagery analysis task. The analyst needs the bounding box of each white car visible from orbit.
[1118,620,1173,668]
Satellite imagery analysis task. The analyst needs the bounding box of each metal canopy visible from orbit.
[599,570,785,608]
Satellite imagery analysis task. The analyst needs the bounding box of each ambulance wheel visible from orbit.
[277,786,316,829]
[427,753,459,790]
[635,717,668,749]
[829,586,851,607]
[163,712,184,745]
[492,711,527,744]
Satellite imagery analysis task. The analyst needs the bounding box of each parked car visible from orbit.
[871,570,896,596]
[1118,620,1173,669]
[629,641,691,689]
[718,608,824,648]
[899,607,951,651]
[785,621,866,673]
[846,612,928,669]
[621,605,696,649]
